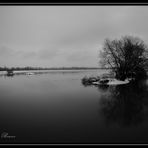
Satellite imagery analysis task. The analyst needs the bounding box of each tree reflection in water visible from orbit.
[98,80,148,127]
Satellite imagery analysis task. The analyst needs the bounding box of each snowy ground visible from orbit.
[93,79,129,85]
[107,79,129,85]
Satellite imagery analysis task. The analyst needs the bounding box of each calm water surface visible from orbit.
[0,69,148,144]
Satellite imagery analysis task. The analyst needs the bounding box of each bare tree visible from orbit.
[99,36,148,81]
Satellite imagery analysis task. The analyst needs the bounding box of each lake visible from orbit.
[0,69,148,144]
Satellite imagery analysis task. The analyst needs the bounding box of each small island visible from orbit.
[82,35,148,86]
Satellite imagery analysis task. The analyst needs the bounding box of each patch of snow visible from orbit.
[92,79,129,85]
[108,79,129,85]
[92,82,100,85]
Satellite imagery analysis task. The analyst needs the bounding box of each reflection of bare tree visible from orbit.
[97,84,109,92]
[99,80,148,127]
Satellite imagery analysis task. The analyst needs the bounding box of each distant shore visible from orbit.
[0,67,111,71]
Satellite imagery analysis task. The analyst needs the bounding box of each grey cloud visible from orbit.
[20,49,58,60]
[0,46,38,61]
[22,51,37,58]
[0,46,23,58]
[36,45,60,60]
[67,47,97,62]
[0,6,148,67]
[67,52,93,62]
[0,46,15,56]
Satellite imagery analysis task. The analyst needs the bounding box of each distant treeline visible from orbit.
[0,67,111,71]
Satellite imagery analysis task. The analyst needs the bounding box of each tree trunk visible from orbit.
[115,70,126,81]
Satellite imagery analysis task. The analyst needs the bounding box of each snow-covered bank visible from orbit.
[107,79,129,85]
[92,79,129,85]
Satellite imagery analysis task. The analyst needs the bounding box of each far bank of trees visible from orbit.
[99,35,148,81]
[0,66,106,71]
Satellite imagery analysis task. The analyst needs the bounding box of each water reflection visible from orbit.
[97,84,109,92]
[98,80,148,127]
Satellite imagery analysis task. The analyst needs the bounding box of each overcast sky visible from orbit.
[0,6,148,67]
